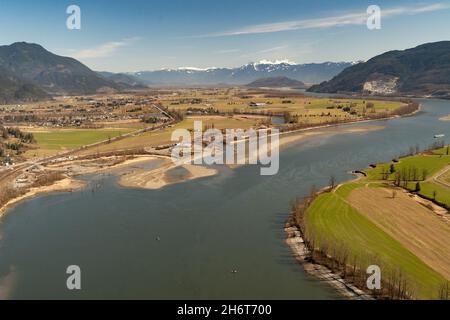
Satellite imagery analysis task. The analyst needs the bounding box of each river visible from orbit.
[0,98,449,299]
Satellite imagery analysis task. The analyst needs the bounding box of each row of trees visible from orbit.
[379,165,429,186]
[0,126,35,143]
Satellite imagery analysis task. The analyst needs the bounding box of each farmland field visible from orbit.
[76,115,262,156]
[306,187,447,299]
[23,128,134,158]
[305,147,450,299]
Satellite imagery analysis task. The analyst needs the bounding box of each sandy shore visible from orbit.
[0,178,86,217]
[118,159,217,190]
[278,124,385,149]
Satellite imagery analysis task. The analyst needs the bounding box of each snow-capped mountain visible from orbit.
[133,60,357,86]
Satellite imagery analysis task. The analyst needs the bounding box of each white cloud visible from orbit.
[207,3,450,37]
[215,49,241,54]
[240,45,289,58]
[71,37,140,59]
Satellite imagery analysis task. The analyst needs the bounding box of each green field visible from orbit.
[407,181,450,207]
[305,98,402,111]
[306,189,446,299]
[365,154,450,180]
[364,153,450,207]
[31,128,134,150]
[305,148,450,299]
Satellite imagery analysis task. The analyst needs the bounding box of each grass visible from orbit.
[31,128,134,150]
[23,128,134,158]
[408,181,450,207]
[335,182,364,198]
[307,191,447,299]
[365,154,450,181]
[433,146,450,156]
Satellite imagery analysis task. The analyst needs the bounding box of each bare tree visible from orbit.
[439,281,450,300]
[329,175,336,190]
[422,168,429,181]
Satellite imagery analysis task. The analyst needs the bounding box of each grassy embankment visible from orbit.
[301,148,450,299]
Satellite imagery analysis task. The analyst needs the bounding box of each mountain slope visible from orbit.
[134,61,354,85]
[308,41,450,97]
[246,76,306,88]
[0,65,49,103]
[0,42,118,95]
[98,71,149,89]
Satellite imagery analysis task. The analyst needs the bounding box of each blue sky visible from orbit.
[0,0,449,72]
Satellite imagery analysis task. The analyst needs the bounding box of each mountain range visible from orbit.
[2,41,450,103]
[0,42,354,103]
[132,61,354,86]
[309,41,450,98]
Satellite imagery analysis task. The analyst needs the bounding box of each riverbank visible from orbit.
[0,177,86,218]
[284,221,373,300]
[289,145,450,299]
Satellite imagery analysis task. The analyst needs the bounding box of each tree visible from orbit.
[390,163,396,174]
[309,184,317,199]
[329,176,336,189]
[394,172,401,186]
[415,182,421,192]
[412,166,418,181]
[366,102,375,109]
[439,281,450,300]
[422,168,429,181]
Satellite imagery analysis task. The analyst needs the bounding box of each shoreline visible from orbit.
[0,177,86,218]
[284,222,373,300]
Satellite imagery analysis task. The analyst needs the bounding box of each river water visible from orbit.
[0,99,449,299]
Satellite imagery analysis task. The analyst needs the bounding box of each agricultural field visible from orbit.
[366,154,450,180]
[305,148,450,299]
[306,189,446,299]
[0,88,409,163]
[161,89,407,125]
[365,152,450,207]
[76,115,262,156]
[23,128,134,158]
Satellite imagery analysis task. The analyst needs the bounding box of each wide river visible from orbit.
[0,98,449,299]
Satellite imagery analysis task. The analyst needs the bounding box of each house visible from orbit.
[249,102,267,107]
